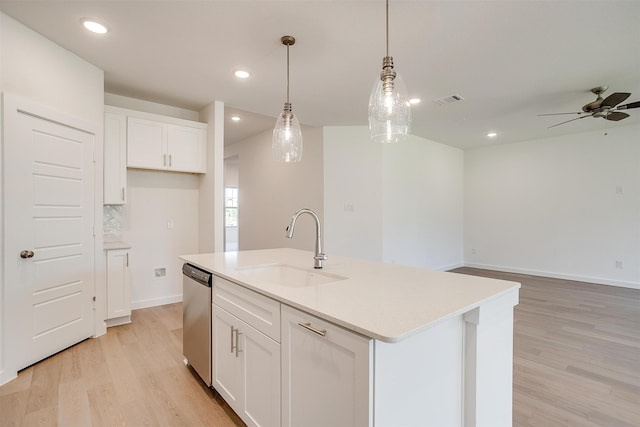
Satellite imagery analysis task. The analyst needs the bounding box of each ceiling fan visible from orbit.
[539,86,640,128]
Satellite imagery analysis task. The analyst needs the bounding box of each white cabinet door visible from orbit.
[213,305,243,411]
[104,112,127,204]
[281,305,372,427]
[213,305,280,427]
[167,124,206,173]
[241,320,281,427]
[106,249,131,323]
[127,117,167,170]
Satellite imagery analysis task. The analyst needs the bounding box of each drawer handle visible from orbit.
[298,322,326,337]
[231,326,242,357]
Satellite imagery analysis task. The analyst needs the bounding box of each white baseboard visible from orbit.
[131,294,183,310]
[463,262,640,290]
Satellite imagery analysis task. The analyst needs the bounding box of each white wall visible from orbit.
[323,127,384,261]
[120,170,200,308]
[382,137,464,270]
[105,94,204,308]
[0,12,104,385]
[225,126,324,252]
[464,124,640,288]
[198,101,224,253]
[105,93,199,121]
[323,126,464,270]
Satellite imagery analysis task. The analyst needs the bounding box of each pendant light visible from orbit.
[368,0,411,143]
[273,35,303,162]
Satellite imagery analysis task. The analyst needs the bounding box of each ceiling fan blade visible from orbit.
[600,92,631,108]
[605,112,630,122]
[548,115,591,128]
[616,101,640,110]
[537,112,584,116]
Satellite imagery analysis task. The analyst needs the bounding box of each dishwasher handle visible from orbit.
[182,263,212,287]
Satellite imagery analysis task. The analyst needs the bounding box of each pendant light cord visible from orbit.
[286,43,290,104]
[385,0,389,57]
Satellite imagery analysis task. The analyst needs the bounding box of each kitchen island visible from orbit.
[181,248,520,427]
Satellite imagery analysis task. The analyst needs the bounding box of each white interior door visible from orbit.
[4,99,95,370]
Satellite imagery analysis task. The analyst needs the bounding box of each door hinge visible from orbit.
[93,296,96,302]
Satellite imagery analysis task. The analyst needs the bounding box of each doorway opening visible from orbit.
[224,156,239,252]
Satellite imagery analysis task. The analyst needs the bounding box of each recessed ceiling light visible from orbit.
[234,70,250,79]
[231,115,241,122]
[409,98,421,105]
[487,132,497,138]
[81,18,109,34]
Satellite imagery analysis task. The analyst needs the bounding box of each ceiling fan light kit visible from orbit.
[368,0,412,143]
[539,86,639,128]
[272,35,303,162]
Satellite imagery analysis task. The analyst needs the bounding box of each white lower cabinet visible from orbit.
[213,301,280,427]
[212,277,372,427]
[105,249,131,327]
[281,305,373,427]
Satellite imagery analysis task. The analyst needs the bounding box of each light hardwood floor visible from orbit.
[453,268,640,427]
[0,303,244,427]
[1,269,638,426]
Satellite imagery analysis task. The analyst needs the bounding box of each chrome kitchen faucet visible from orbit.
[285,208,327,269]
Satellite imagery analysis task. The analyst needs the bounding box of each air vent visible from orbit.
[433,94,464,106]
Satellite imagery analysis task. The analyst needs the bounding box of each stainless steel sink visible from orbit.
[235,264,346,288]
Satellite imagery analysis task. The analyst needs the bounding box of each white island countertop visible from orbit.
[180,248,520,343]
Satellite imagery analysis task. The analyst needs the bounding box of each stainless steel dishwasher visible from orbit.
[182,263,212,386]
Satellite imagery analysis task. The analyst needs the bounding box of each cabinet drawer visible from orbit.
[213,275,281,342]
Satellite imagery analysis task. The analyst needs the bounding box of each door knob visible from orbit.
[20,250,35,259]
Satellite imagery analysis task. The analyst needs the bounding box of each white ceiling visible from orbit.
[1,1,639,149]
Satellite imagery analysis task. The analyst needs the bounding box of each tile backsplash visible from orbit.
[103,205,124,236]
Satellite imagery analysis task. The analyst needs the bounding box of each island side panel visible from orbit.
[373,315,464,427]
[463,288,519,427]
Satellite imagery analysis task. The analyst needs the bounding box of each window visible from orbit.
[225,187,238,227]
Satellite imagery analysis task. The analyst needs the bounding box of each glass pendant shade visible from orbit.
[272,103,303,162]
[368,59,411,143]
[273,35,302,162]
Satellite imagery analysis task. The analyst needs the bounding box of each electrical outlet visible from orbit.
[154,267,167,277]
[615,260,623,269]
[615,186,624,195]
[471,248,477,255]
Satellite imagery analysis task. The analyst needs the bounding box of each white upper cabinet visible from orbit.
[105,107,207,174]
[103,111,127,204]
[127,117,166,170]
[167,124,206,173]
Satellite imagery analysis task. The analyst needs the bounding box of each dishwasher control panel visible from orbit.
[182,263,212,286]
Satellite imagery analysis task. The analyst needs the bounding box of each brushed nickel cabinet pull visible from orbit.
[230,326,242,357]
[235,328,242,357]
[298,321,326,337]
